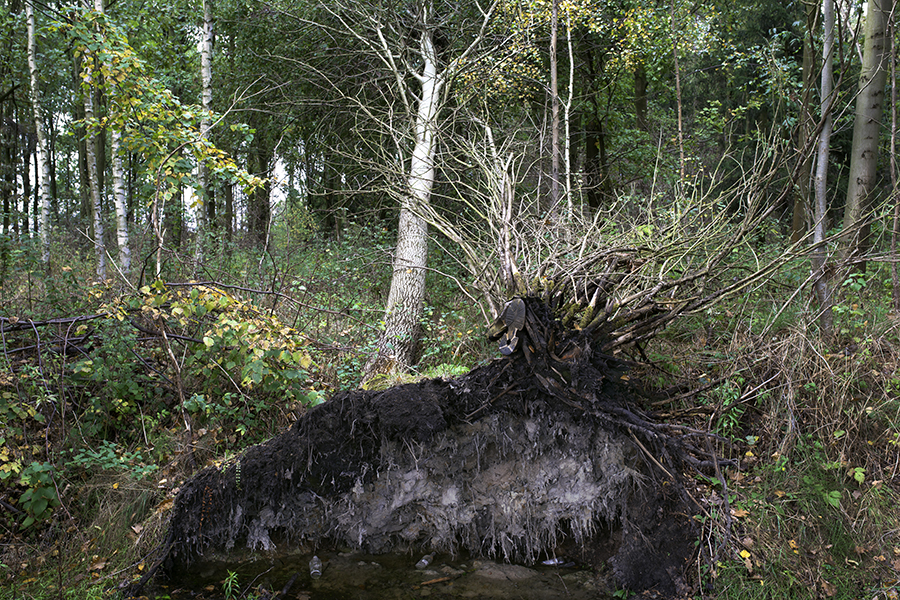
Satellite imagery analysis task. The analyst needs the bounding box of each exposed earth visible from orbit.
[128,297,705,599]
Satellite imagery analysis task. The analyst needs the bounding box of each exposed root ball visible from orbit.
[150,297,699,597]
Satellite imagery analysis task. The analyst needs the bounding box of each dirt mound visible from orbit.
[138,297,701,598]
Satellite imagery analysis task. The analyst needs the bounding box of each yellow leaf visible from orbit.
[300,353,312,369]
[731,508,749,518]
[739,550,751,559]
[112,482,119,489]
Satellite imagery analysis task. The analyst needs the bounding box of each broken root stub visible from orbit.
[150,296,710,597]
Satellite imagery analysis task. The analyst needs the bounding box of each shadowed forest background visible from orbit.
[2,0,900,598]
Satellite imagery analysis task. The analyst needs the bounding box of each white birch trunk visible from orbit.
[367,20,442,377]
[110,130,130,272]
[26,0,51,264]
[197,0,213,241]
[813,0,835,335]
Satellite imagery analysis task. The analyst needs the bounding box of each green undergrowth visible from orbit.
[640,259,900,599]
[2,229,900,599]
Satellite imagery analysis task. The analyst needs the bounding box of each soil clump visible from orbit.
[134,297,702,598]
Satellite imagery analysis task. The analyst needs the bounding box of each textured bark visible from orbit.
[841,0,892,268]
[110,130,131,272]
[367,21,442,377]
[197,0,214,240]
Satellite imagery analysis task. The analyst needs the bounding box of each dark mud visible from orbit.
[138,297,700,599]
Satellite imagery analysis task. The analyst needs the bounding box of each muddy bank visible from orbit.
[139,297,700,598]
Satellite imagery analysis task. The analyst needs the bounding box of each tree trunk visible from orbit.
[364,19,443,380]
[635,66,648,131]
[671,0,685,181]
[1,100,11,239]
[84,0,106,279]
[889,15,900,312]
[223,181,234,243]
[246,114,272,245]
[84,73,106,279]
[841,0,891,270]
[110,130,131,272]
[21,114,31,236]
[549,0,560,210]
[197,0,214,246]
[813,0,835,336]
[792,0,820,244]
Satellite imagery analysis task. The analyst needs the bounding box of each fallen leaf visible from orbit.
[155,498,174,514]
[731,508,750,518]
[854,545,867,555]
[739,550,751,559]
[892,558,900,570]
[821,579,837,597]
[131,524,143,535]
[90,559,107,571]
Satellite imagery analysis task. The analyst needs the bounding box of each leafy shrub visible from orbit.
[16,461,60,529]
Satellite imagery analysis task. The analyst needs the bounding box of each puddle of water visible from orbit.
[146,550,613,599]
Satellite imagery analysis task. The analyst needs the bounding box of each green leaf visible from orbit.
[31,497,49,518]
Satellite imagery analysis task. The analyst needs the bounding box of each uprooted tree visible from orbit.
[125,139,839,597]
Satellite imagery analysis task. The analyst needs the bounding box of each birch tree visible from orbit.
[26,0,51,264]
[110,130,130,272]
[841,0,892,269]
[812,0,835,335]
[314,0,497,379]
[82,0,106,280]
[197,0,214,242]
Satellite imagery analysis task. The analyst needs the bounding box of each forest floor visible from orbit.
[1,236,900,600]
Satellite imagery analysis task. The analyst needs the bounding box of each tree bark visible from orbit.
[549,0,560,210]
[365,8,443,379]
[813,0,835,336]
[635,66,648,132]
[84,0,107,280]
[793,0,820,244]
[110,130,131,272]
[84,67,106,280]
[889,15,900,311]
[671,0,685,181]
[841,0,891,270]
[197,0,214,245]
